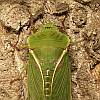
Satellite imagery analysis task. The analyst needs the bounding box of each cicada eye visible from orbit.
[45,26,51,29]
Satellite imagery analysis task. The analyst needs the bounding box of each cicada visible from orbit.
[27,23,71,100]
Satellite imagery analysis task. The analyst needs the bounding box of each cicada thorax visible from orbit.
[42,69,54,97]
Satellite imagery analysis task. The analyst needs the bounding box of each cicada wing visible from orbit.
[28,53,44,100]
[51,54,71,100]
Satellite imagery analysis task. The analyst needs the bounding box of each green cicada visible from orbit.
[27,23,71,100]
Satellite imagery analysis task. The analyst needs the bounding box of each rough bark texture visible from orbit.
[0,0,100,100]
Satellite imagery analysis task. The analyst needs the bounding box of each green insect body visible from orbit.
[27,23,71,100]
